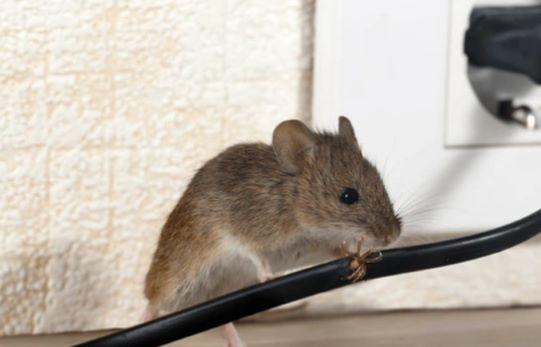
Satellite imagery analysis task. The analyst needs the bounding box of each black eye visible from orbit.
[340,188,359,205]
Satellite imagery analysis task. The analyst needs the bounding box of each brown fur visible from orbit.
[144,117,401,315]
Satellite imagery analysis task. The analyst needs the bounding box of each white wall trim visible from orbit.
[312,0,344,130]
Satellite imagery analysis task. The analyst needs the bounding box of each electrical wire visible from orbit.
[77,209,541,347]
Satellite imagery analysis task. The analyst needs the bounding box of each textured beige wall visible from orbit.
[0,0,314,335]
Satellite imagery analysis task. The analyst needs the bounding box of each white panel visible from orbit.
[313,0,541,234]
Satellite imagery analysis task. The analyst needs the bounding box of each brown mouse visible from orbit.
[144,116,401,346]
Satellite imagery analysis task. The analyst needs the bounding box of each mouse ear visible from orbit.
[272,119,315,174]
[338,116,358,146]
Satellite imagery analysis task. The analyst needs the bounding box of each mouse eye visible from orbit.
[340,188,359,205]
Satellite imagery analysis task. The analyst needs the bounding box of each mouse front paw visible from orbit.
[338,237,383,282]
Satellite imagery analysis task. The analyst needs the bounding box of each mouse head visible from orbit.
[272,116,401,247]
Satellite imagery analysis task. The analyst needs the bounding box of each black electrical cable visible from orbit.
[77,209,541,347]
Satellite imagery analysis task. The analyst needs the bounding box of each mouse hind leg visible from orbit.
[144,227,224,316]
[146,242,254,346]
[145,230,261,313]
[145,251,219,316]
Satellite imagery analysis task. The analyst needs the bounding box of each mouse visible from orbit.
[143,116,402,347]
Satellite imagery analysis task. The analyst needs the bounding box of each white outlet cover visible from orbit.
[446,0,541,147]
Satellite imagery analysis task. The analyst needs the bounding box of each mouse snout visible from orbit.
[383,227,400,245]
[374,219,401,246]
[386,220,402,244]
